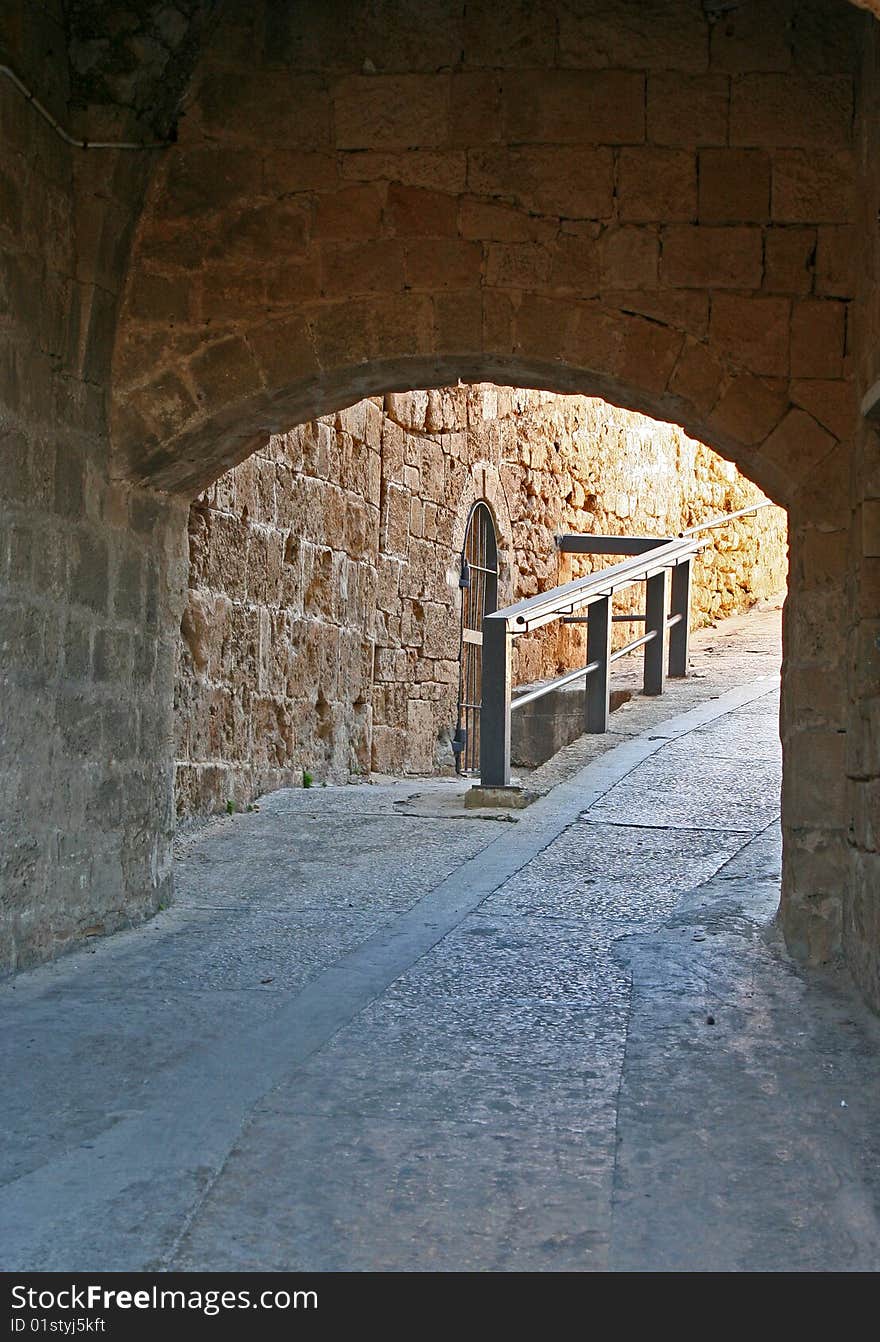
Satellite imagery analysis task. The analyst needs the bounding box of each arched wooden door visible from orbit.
[454,501,499,776]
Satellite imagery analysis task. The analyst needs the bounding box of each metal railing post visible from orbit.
[585,595,612,732]
[669,559,692,677]
[643,569,669,695]
[479,613,511,786]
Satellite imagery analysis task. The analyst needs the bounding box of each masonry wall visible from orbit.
[0,10,190,973]
[843,23,880,1005]
[175,386,786,815]
[111,0,866,990]
[2,0,875,1002]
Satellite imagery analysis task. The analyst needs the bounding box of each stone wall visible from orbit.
[175,386,786,815]
[0,6,191,973]
[109,0,866,988]
[3,0,877,1006]
[842,22,880,1005]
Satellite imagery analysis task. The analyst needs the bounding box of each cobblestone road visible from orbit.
[2,605,880,1271]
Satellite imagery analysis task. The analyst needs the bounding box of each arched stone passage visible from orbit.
[174,384,787,812]
[102,0,863,978]
[2,0,876,1006]
[110,0,861,501]
[113,335,850,516]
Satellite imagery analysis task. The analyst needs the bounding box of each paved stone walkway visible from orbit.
[2,604,880,1271]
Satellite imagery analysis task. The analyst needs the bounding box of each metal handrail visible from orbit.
[491,534,708,635]
[678,498,774,538]
[475,505,780,790]
[511,661,601,712]
[510,611,685,712]
[476,530,723,788]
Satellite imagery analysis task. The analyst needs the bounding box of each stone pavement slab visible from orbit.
[277,996,627,1129]
[175,1116,614,1273]
[483,822,751,924]
[2,605,880,1271]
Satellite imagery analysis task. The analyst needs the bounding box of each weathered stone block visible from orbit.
[262,150,339,195]
[502,70,645,144]
[387,183,457,237]
[618,148,696,223]
[55,693,105,759]
[382,483,411,558]
[798,526,849,586]
[669,339,725,416]
[815,226,857,299]
[486,243,550,289]
[315,185,384,240]
[127,270,191,322]
[707,373,788,447]
[763,227,816,295]
[789,379,856,442]
[70,532,109,614]
[334,75,449,150]
[782,728,847,829]
[548,233,601,295]
[599,227,658,290]
[698,149,770,223]
[405,697,437,772]
[461,0,554,68]
[662,226,763,290]
[114,552,143,623]
[467,147,614,220]
[790,299,846,380]
[647,72,729,147]
[863,499,880,558]
[321,240,404,297]
[200,72,331,147]
[371,724,405,775]
[781,832,846,961]
[710,3,793,73]
[709,293,790,376]
[604,289,709,338]
[163,149,263,218]
[62,617,92,681]
[514,294,578,363]
[341,150,468,193]
[54,448,85,519]
[558,2,709,72]
[771,149,855,222]
[761,407,836,488]
[459,198,543,243]
[189,337,263,411]
[448,71,503,147]
[730,74,854,149]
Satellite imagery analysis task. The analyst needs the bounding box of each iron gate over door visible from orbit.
[454,501,498,775]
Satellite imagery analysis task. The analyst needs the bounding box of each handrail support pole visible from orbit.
[644,570,669,696]
[479,615,511,786]
[585,595,612,732]
[669,559,692,677]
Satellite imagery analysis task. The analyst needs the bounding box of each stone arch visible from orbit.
[105,0,865,978]
[111,302,849,521]
[109,0,861,519]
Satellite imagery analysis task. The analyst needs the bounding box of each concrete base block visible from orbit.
[511,684,633,767]
[464,784,534,809]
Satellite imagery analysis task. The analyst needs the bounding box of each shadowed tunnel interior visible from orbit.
[0,0,877,1016]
